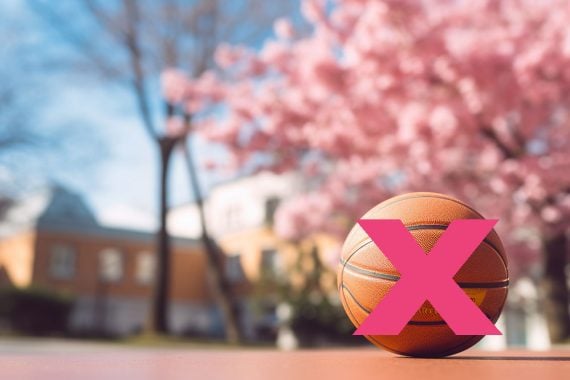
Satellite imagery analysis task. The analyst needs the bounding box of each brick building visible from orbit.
[0,185,220,336]
[0,173,342,341]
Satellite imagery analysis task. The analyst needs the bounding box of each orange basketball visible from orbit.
[337,192,508,357]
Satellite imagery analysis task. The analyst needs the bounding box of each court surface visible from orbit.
[0,348,569,380]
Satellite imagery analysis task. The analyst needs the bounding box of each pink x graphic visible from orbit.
[354,219,501,336]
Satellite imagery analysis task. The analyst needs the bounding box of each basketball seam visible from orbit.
[341,258,510,288]
[340,232,508,325]
[341,284,449,325]
[344,192,504,261]
[347,224,506,269]
[421,288,507,357]
[406,224,502,254]
[341,224,509,287]
[341,284,493,357]
[342,283,506,357]
[341,260,399,282]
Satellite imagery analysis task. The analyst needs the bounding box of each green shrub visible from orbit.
[253,243,358,346]
[0,286,73,335]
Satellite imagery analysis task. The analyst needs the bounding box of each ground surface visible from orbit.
[0,339,568,380]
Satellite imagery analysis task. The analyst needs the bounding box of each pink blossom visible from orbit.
[541,206,562,223]
[214,44,249,68]
[165,115,186,138]
[274,18,295,39]
[179,0,570,279]
[428,106,458,139]
[161,69,189,104]
[301,0,327,24]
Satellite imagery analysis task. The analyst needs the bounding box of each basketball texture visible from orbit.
[337,192,508,357]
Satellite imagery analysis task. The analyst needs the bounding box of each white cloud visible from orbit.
[95,202,156,232]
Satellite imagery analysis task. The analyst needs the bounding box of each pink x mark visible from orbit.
[354,219,501,336]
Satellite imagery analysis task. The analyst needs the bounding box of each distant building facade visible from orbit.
[0,185,219,337]
[169,171,340,340]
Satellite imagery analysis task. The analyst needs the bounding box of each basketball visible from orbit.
[337,192,509,357]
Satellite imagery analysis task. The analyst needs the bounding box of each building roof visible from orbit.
[0,184,199,247]
[36,183,98,228]
[40,222,198,247]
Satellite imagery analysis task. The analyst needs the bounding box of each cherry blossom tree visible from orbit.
[169,0,570,342]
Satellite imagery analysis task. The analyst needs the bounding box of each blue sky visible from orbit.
[41,70,234,231]
[1,0,262,231]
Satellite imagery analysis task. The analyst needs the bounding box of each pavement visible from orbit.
[0,339,568,380]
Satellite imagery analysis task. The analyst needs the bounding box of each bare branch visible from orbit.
[27,1,126,80]
[481,126,518,159]
[121,0,158,139]
[29,0,295,136]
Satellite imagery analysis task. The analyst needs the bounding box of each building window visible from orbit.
[135,251,155,285]
[264,196,281,226]
[99,248,124,283]
[261,248,282,277]
[225,204,241,231]
[226,254,245,283]
[49,244,76,279]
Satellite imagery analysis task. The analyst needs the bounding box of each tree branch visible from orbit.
[122,0,158,139]
[27,1,125,80]
[481,126,518,159]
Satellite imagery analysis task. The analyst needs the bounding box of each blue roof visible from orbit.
[35,184,199,247]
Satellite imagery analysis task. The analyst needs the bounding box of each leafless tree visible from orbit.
[28,0,297,342]
[0,23,37,156]
[0,11,81,197]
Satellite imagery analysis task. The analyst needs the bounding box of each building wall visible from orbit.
[30,230,216,336]
[69,295,220,336]
[169,171,304,240]
[32,230,210,302]
[169,170,340,289]
[220,226,339,288]
[0,230,36,287]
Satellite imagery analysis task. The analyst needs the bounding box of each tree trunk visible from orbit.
[541,231,570,343]
[183,143,243,344]
[147,137,178,334]
[202,237,243,344]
